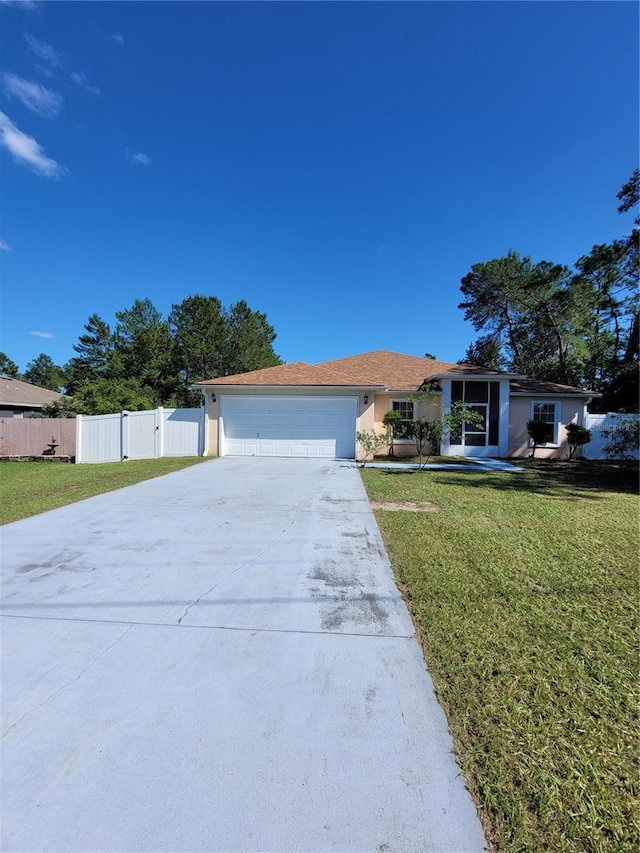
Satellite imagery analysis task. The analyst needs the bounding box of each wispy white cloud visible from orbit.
[1,72,63,117]
[0,239,11,252]
[70,71,101,96]
[127,148,151,166]
[111,32,124,45]
[0,0,39,10]
[29,330,54,338]
[0,111,66,178]
[24,33,61,67]
[35,63,53,78]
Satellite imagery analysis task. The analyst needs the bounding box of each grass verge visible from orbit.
[361,460,639,852]
[0,457,210,525]
[371,454,474,465]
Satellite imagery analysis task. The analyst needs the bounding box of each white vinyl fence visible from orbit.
[584,412,639,460]
[76,407,204,464]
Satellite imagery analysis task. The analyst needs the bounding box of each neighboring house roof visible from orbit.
[194,350,596,397]
[0,375,63,409]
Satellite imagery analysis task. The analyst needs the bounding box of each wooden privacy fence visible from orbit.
[0,418,76,458]
[76,407,204,463]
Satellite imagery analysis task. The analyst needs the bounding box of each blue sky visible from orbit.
[1,0,638,374]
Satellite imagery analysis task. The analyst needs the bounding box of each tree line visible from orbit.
[0,295,281,414]
[459,170,639,412]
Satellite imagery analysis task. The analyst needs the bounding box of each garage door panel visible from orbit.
[222,396,357,459]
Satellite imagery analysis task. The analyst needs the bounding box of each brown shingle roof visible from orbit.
[197,361,378,387]
[197,350,511,390]
[318,350,508,389]
[510,377,597,395]
[0,376,64,409]
[195,350,595,396]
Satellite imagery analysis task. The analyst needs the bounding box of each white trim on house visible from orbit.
[440,377,509,457]
[199,384,383,392]
[510,392,591,398]
[499,380,510,457]
[529,400,562,447]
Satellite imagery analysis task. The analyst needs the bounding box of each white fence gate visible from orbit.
[584,412,639,460]
[76,407,204,464]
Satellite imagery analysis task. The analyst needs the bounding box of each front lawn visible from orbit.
[0,457,209,524]
[370,454,474,465]
[361,460,639,852]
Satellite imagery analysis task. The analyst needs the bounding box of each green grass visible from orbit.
[371,453,474,465]
[0,457,210,524]
[360,460,639,852]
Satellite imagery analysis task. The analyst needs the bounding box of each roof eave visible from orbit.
[510,390,602,398]
[192,383,386,392]
[431,371,526,380]
[0,401,44,408]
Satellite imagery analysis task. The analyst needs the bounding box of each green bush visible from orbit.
[565,423,591,459]
[527,419,554,457]
[602,417,639,460]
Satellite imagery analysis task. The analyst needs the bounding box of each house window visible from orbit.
[392,399,414,438]
[531,401,560,446]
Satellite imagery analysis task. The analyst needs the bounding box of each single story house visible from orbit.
[0,375,64,418]
[193,350,598,461]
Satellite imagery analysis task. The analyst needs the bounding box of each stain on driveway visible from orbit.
[1,457,485,852]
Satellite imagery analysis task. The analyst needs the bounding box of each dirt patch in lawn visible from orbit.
[370,500,440,512]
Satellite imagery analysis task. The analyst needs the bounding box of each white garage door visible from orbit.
[221,395,358,458]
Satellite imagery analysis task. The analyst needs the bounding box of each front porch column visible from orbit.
[499,380,510,457]
[441,379,453,456]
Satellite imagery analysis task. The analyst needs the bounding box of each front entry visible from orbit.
[447,380,501,457]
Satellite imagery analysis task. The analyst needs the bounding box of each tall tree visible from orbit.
[617,168,639,222]
[459,251,532,371]
[571,171,639,409]
[460,336,505,370]
[168,294,227,387]
[114,298,179,405]
[23,353,65,391]
[574,240,636,390]
[223,300,281,376]
[72,377,155,415]
[65,313,114,394]
[0,352,20,378]
[459,251,590,384]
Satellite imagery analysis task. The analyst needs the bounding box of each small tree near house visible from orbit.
[408,389,485,468]
[527,419,554,458]
[382,410,403,456]
[355,429,388,467]
[565,423,591,460]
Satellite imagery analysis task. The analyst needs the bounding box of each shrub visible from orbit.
[602,417,640,460]
[565,423,591,460]
[527,419,554,458]
[356,429,388,466]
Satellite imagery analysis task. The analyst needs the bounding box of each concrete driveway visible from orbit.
[1,458,486,852]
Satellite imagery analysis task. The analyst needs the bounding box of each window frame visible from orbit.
[391,399,415,441]
[530,400,561,447]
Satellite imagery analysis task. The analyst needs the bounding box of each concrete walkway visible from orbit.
[1,458,486,852]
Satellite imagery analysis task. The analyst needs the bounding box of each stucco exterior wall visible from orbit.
[202,386,588,461]
[508,396,585,459]
[372,392,441,457]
